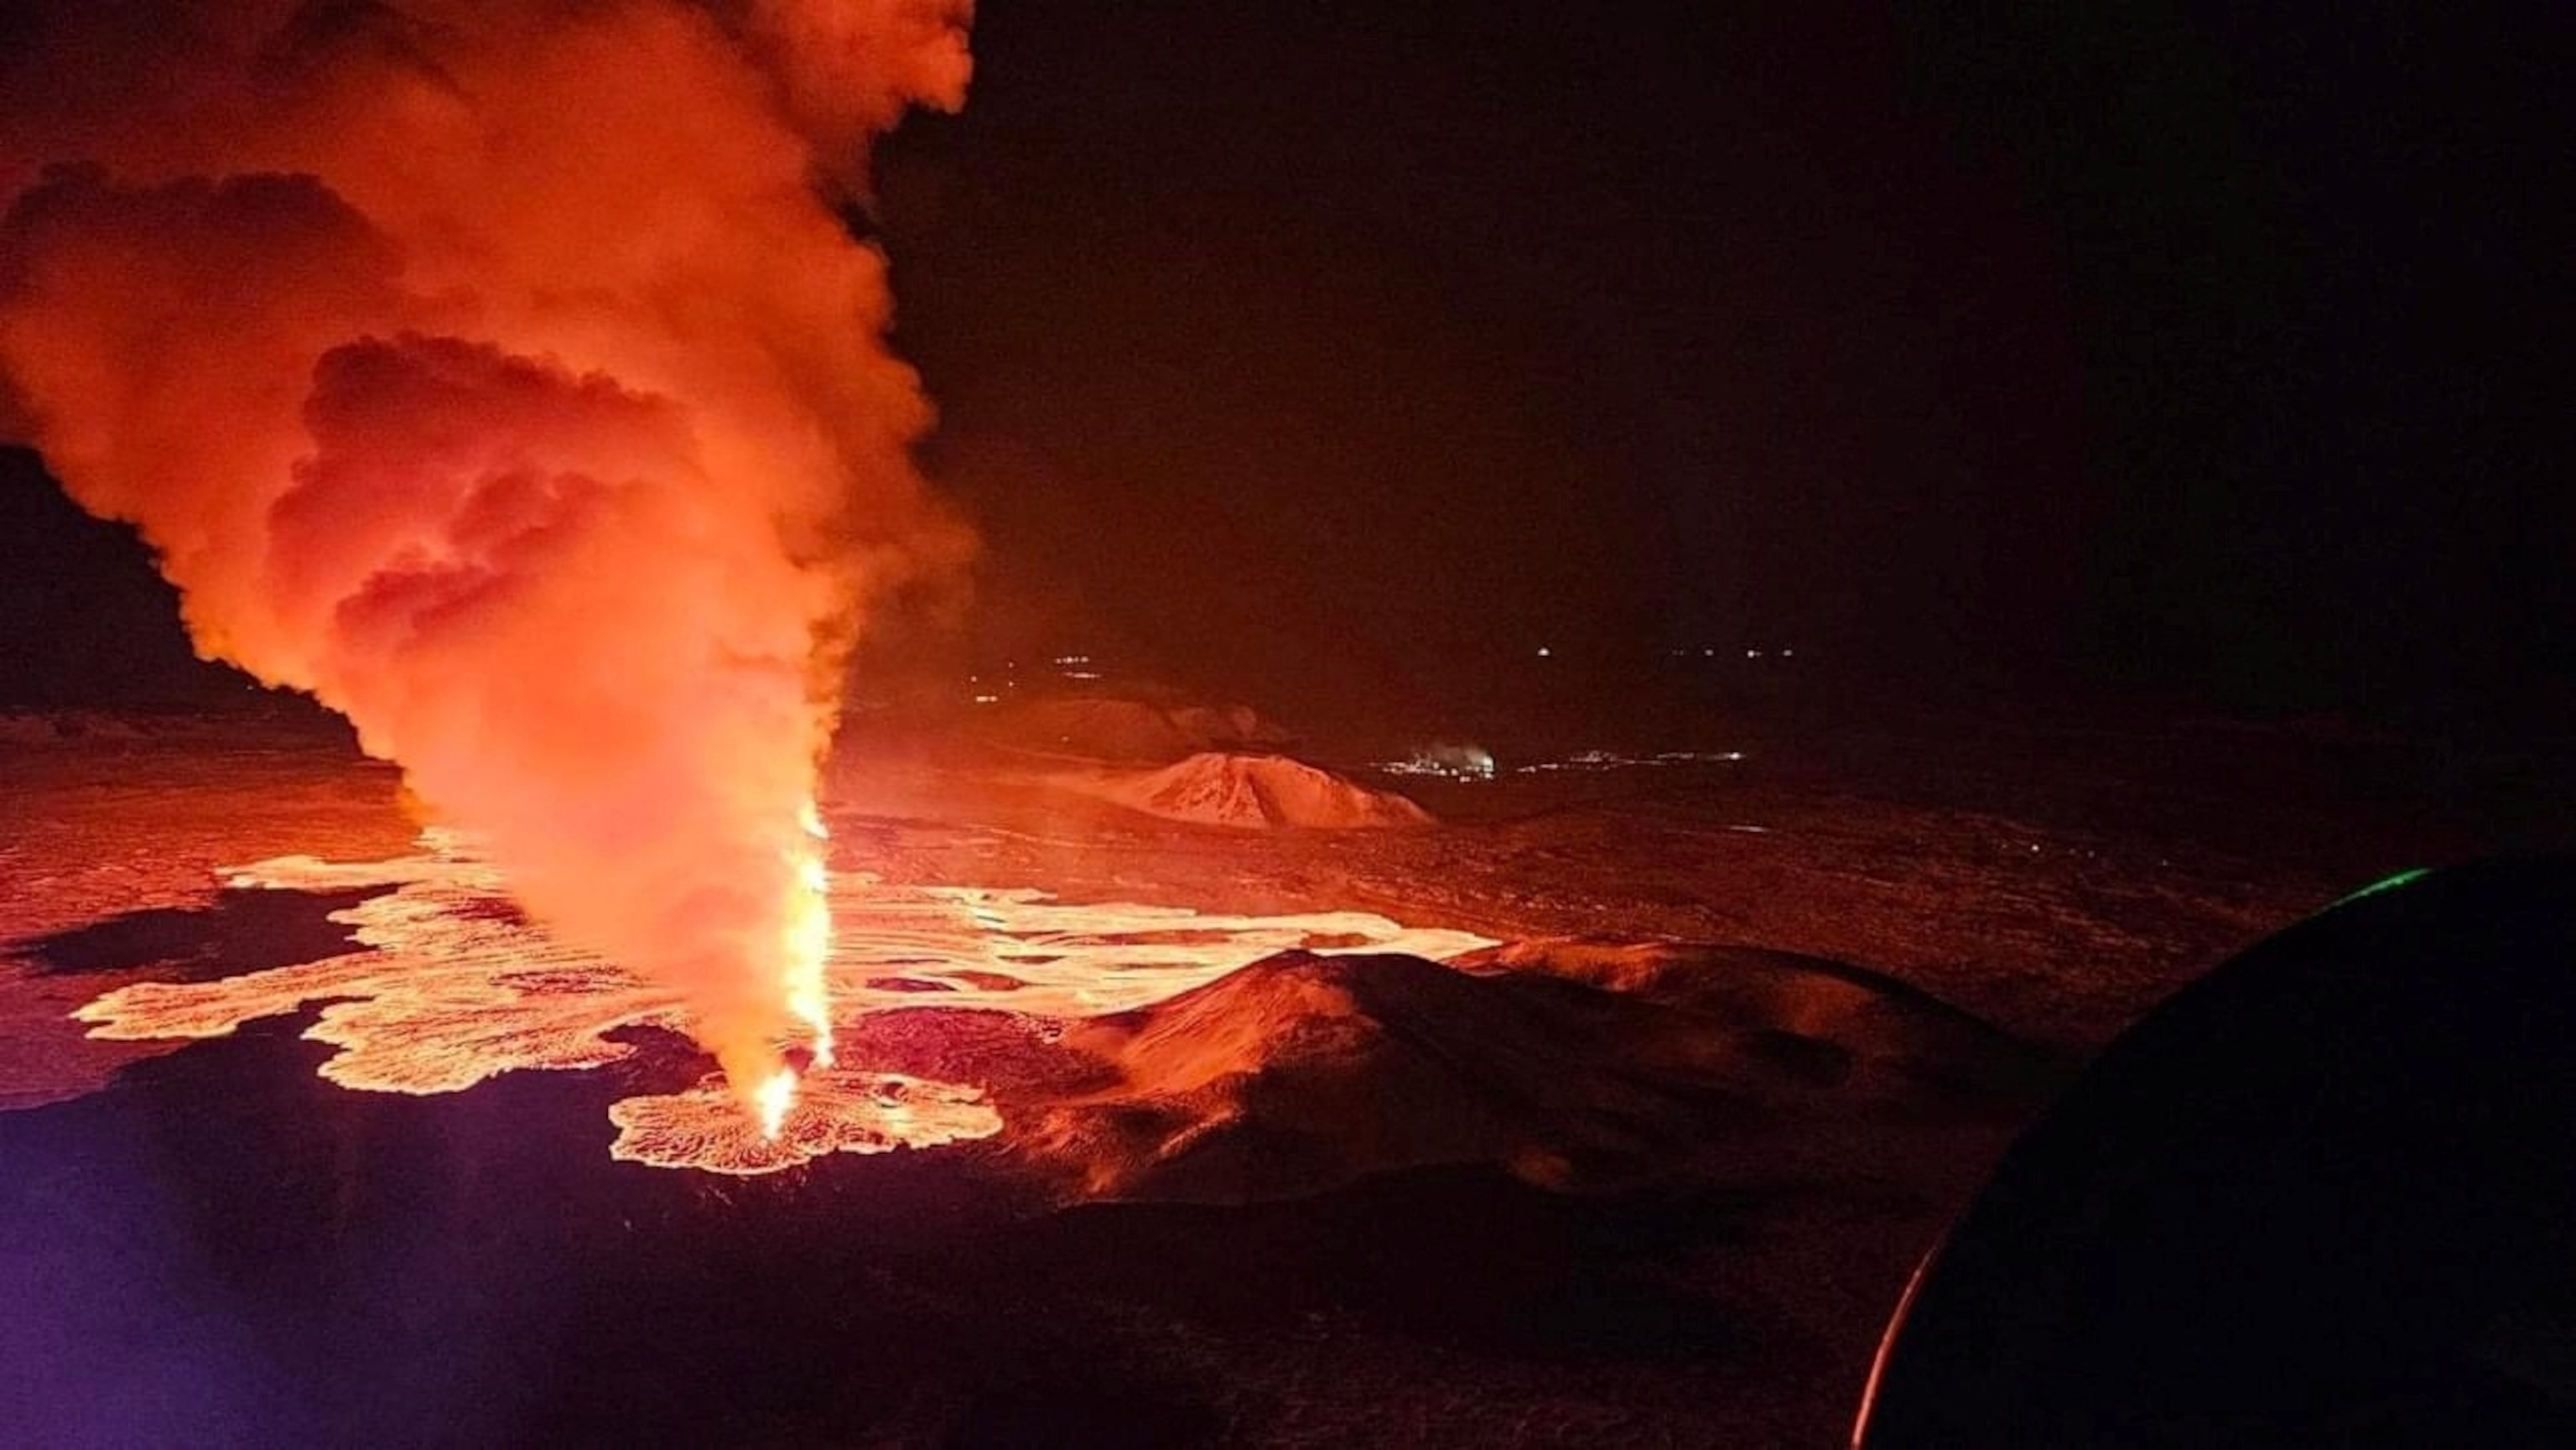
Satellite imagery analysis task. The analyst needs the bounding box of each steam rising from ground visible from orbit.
[0,2,974,1104]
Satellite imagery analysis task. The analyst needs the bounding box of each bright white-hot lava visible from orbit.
[761,797,839,1128]
[73,831,1496,1174]
[753,1067,800,1142]
[787,799,837,1071]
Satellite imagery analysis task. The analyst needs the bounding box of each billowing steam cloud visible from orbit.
[0,1,974,1110]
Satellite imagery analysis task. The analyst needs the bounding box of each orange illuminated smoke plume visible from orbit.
[0,1,975,1122]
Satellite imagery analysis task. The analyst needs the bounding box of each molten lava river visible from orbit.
[72,829,1492,1175]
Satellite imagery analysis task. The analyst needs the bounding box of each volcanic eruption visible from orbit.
[0,0,976,1125]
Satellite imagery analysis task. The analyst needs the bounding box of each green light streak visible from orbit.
[2334,866,2432,907]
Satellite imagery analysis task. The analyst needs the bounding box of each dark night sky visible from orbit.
[4,1,2568,730]
[878,0,2566,725]
[886,2,2093,707]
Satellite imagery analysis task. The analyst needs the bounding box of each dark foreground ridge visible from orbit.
[1,935,2053,1447]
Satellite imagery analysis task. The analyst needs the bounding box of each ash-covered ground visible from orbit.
[3,699,2565,1446]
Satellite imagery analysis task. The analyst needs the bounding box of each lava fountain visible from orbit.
[0,1,975,1124]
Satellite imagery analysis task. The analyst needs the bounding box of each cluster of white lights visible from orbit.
[1378,759,1498,782]
[961,651,1108,703]
[1373,747,1745,783]
[1514,749,1747,774]
[1374,744,1499,782]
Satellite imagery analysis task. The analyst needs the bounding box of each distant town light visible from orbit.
[1499,748,1745,776]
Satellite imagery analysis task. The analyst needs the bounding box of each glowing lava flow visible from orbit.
[71,830,1494,1174]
